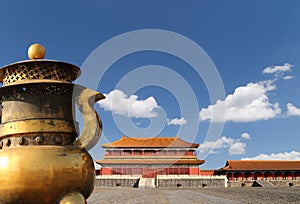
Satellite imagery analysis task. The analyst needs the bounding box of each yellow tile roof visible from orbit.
[101,135,199,148]
[96,159,205,165]
[219,160,300,171]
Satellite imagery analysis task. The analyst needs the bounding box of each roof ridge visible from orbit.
[228,160,300,162]
[101,135,199,148]
[121,136,179,140]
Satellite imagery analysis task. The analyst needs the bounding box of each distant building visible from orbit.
[215,160,300,180]
[96,135,204,178]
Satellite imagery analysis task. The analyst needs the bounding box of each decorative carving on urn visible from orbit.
[0,43,105,203]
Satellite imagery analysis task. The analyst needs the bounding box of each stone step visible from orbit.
[253,180,275,188]
[139,178,156,188]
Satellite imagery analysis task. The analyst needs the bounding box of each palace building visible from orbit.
[215,160,300,181]
[96,136,204,178]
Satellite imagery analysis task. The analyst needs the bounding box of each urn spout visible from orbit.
[73,85,105,150]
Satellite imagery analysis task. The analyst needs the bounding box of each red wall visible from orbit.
[100,168,112,175]
[189,167,200,175]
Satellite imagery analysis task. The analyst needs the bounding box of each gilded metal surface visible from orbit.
[0,133,75,150]
[59,192,87,204]
[28,43,46,59]
[73,87,104,150]
[0,119,76,136]
[0,44,104,203]
[0,60,80,85]
[0,146,95,203]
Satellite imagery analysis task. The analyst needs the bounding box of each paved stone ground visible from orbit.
[87,187,300,204]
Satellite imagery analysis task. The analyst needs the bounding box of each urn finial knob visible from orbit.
[28,43,45,59]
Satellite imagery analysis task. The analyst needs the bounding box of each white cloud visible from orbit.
[98,89,160,118]
[262,63,293,74]
[241,132,251,140]
[283,75,294,80]
[242,151,300,160]
[286,103,300,116]
[166,117,187,126]
[228,142,246,155]
[199,80,281,123]
[200,136,247,156]
[200,136,234,153]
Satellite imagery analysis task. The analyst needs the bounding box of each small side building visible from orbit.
[215,160,300,187]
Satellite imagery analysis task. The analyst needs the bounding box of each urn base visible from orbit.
[0,145,95,203]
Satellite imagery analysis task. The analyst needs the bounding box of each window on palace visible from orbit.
[132,168,142,175]
[169,168,179,175]
[144,150,156,156]
[168,150,177,156]
[180,168,189,174]
[112,151,122,156]
[123,150,131,156]
[122,168,132,175]
[158,168,167,175]
[133,150,142,156]
[177,150,187,156]
[157,150,167,156]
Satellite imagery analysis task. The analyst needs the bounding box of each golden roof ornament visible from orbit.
[27,43,46,59]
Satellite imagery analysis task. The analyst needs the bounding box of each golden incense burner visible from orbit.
[0,44,104,203]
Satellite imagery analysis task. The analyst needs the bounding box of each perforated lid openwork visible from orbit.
[0,44,81,86]
[0,60,81,86]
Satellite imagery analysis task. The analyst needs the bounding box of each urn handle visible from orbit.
[73,85,105,150]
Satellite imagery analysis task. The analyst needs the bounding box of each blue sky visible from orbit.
[1,1,300,169]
